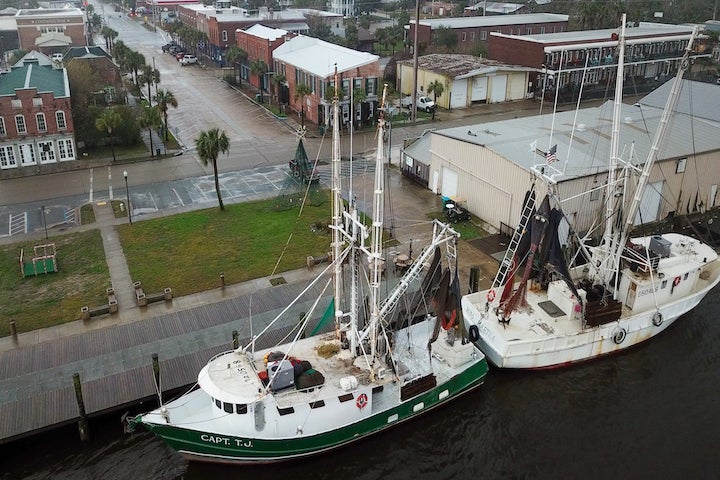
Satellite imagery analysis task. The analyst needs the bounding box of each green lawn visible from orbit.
[0,230,110,336]
[118,192,333,296]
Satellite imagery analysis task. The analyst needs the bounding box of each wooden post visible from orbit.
[469,266,479,294]
[232,330,239,349]
[220,272,226,288]
[9,320,17,344]
[73,373,90,442]
[152,353,162,405]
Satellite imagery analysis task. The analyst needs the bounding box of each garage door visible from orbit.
[634,180,663,225]
[489,75,507,103]
[450,79,467,109]
[471,77,487,102]
[441,167,458,198]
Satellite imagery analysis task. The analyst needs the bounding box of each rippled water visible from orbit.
[3,289,719,480]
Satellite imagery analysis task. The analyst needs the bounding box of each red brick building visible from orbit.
[236,24,297,91]
[273,36,380,127]
[0,60,76,176]
[16,8,86,56]
[407,13,568,54]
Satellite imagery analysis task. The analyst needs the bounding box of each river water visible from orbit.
[2,289,719,480]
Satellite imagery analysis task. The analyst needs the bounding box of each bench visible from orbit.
[80,304,110,321]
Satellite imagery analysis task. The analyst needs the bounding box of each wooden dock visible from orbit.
[0,280,329,444]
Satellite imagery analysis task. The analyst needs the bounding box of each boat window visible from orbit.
[684,272,689,280]
[223,402,233,414]
[338,393,354,403]
[372,385,384,394]
[215,398,221,409]
[661,280,667,289]
[236,404,248,414]
[277,406,295,416]
[309,400,325,409]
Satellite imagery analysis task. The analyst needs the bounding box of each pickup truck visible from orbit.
[401,95,436,112]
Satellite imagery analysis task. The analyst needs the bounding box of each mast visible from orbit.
[368,84,388,365]
[331,67,346,341]
[597,14,627,286]
[615,26,698,252]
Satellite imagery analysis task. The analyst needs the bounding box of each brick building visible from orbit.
[0,60,76,176]
[64,46,124,103]
[236,24,296,93]
[407,13,568,54]
[488,22,709,101]
[16,8,86,56]
[272,35,380,127]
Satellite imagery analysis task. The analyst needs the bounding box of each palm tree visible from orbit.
[95,107,123,162]
[271,73,286,108]
[126,50,146,86]
[225,46,247,85]
[351,87,367,130]
[427,80,444,104]
[139,65,160,106]
[154,89,178,142]
[195,128,230,211]
[294,83,312,128]
[137,104,162,157]
[250,59,268,103]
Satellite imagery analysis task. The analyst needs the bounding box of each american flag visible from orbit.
[546,144,558,163]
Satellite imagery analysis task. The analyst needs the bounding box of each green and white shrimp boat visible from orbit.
[128,79,488,464]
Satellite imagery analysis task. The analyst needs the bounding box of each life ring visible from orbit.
[612,328,627,345]
[441,310,456,330]
[356,393,368,410]
[652,312,663,327]
[673,276,681,287]
[469,324,480,342]
[486,289,496,303]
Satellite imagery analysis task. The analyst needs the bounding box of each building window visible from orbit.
[15,115,26,134]
[0,117,5,136]
[526,27,532,34]
[540,27,546,34]
[56,111,67,130]
[58,139,75,161]
[33,97,43,106]
[366,77,377,95]
[19,143,35,165]
[36,113,47,132]
[38,141,55,163]
[222,30,228,42]
[11,99,21,109]
[480,31,487,40]
[676,157,687,174]
[0,145,16,168]
[462,32,466,41]
[471,31,475,40]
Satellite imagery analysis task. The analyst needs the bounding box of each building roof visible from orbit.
[493,21,696,45]
[398,54,533,79]
[13,50,54,67]
[465,2,526,13]
[242,24,288,41]
[403,131,433,166]
[410,13,568,30]
[0,63,69,97]
[64,46,112,61]
[434,80,720,181]
[16,7,83,17]
[639,80,720,125]
[273,35,378,78]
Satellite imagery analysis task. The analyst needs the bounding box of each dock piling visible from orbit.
[72,373,90,442]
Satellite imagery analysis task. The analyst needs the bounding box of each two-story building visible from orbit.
[407,13,568,54]
[236,24,296,93]
[0,59,76,177]
[488,22,710,102]
[15,8,86,56]
[272,35,380,128]
[63,46,124,103]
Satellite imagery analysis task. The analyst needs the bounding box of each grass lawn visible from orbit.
[0,230,110,336]
[119,191,334,296]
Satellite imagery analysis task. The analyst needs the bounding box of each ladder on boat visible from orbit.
[490,190,536,292]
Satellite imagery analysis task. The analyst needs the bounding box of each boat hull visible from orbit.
[139,360,488,464]
[463,269,720,369]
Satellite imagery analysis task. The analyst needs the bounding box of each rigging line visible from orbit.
[562,52,591,177]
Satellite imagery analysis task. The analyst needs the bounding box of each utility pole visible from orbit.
[411,0,420,123]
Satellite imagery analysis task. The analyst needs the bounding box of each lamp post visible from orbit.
[41,205,48,239]
[108,126,116,162]
[123,170,132,225]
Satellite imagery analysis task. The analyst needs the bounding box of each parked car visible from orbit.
[162,42,177,53]
[180,54,197,65]
[175,52,185,61]
[168,45,181,54]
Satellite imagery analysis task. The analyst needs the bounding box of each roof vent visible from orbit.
[576,123,586,131]
[624,116,633,124]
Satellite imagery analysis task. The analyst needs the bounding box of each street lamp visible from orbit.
[123,170,132,225]
[41,205,48,239]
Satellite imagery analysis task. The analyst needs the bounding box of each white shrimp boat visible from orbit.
[462,17,720,369]
[128,78,488,463]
